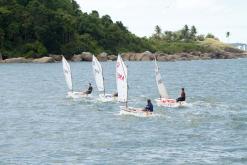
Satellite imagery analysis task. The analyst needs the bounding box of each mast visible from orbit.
[125,64,128,108]
[70,57,73,92]
[102,67,106,96]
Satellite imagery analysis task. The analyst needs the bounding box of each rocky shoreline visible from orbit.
[0,51,246,63]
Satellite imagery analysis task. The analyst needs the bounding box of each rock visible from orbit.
[33,57,55,63]
[81,52,93,61]
[135,53,144,61]
[4,57,31,63]
[141,53,154,61]
[143,51,152,55]
[71,54,83,62]
[0,53,2,61]
[108,55,117,61]
[97,52,108,61]
[190,56,201,60]
[166,55,178,61]
[157,55,168,61]
[129,54,137,61]
[122,53,132,61]
[191,51,202,56]
[49,54,62,61]
[200,53,211,60]
[180,53,190,58]
[100,52,108,57]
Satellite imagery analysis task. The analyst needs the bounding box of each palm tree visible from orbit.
[155,25,162,36]
[226,31,230,38]
[226,31,230,43]
[181,24,189,41]
[190,25,197,40]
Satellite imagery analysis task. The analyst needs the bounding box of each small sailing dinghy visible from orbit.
[154,58,187,108]
[62,56,90,99]
[92,55,117,102]
[117,55,152,117]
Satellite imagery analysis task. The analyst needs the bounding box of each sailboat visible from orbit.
[154,58,187,107]
[117,55,152,116]
[92,55,117,102]
[62,56,90,99]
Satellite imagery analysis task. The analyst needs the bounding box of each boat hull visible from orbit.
[67,91,91,99]
[120,106,153,117]
[98,94,117,102]
[155,98,187,108]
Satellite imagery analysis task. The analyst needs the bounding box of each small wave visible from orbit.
[117,110,163,118]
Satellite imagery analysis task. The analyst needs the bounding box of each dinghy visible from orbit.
[154,59,187,108]
[117,55,152,117]
[92,55,117,102]
[62,56,90,99]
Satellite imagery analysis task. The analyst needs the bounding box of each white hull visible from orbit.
[67,91,91,99]
[120,106,153,117]
[155,98,187,108]
[98,94,117,102]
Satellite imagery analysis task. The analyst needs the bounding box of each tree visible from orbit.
[197,34,205,41]
[154,25,162,39]
[226,31,230,38]
[206,33,216,39]
[226,31,230,43]
[181,24,189,41]
[164,31,172,41]
[190,25,197,40]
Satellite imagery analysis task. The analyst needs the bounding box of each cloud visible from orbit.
[175,0,213,9]
[76,0,247,43]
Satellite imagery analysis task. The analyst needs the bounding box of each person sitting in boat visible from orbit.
[83,83,93,95]
[143,99,153,112]
[112,92,118,97]
[176,88,186,102]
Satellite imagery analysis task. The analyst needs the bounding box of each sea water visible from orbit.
[0,59,246,164]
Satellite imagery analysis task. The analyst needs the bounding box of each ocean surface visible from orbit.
[0,58,247,164]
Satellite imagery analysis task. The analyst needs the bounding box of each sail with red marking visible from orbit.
[116,55,128,102]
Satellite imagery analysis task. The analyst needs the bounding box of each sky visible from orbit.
[77,0,247,43]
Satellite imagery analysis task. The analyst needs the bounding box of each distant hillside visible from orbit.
[0,0,243,59]
[0,0,152,58]
[149,25,243,55]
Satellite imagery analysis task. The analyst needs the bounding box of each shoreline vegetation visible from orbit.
[0,0,246,63]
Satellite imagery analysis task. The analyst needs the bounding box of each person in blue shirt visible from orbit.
[143,99,153,112]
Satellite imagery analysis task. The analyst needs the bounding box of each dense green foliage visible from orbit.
[0,0,152,58]
[0,1,238,58]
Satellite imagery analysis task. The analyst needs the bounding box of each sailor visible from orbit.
[176,88,186,102]
[143,99,153,112]
[112,92,118,97]
[83,83,93,94]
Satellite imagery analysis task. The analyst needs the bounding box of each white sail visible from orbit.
[154,59,169,99]
[62,56,73,91]
[92,55,105,92]
[116,55,128,102]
